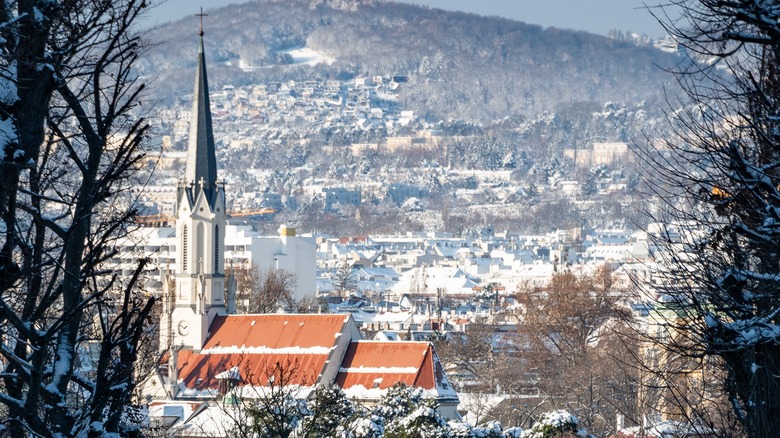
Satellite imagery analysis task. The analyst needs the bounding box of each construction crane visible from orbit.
[134,207,276,226]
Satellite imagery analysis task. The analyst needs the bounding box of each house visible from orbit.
[148,314,458,412]
[224,224,317,302]
[322,186,361,211]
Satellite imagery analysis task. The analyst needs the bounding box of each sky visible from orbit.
[147,0,673,38]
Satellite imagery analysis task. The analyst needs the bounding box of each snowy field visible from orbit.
[282,47,335,66]
[238,46,335,71]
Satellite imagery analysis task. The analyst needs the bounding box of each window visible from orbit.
[214,225,220,273]
[182,225,188,272]
[196,223,205,273]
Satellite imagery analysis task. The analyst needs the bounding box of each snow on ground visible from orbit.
[238,46,335,71]
[457,393,509,425]
[283,47,335,66]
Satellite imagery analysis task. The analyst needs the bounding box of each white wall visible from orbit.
[245,226,317,302]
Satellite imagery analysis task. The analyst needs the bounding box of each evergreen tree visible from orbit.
[300,384,356,438]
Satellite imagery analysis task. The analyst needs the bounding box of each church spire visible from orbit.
[185,27,217,202]
[168,13,228,354]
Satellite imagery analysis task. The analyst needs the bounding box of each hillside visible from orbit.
[140,0,681,123]
[134,0,685,235]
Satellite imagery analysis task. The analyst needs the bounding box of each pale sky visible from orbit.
[146,0,673,38]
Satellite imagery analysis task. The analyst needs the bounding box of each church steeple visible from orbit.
[185,32,217,202]
[168,23,229,352]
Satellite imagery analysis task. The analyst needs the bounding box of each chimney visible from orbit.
[279,224,296,242]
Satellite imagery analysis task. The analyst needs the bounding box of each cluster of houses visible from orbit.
[316,227,654,294]
[153,73,412,148]
[116,223,662,310]
[137,32,465,436]
[132,30,700,437]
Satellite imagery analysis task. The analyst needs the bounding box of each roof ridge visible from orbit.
[352,339,431,344]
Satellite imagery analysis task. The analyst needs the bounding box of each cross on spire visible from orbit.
[196,7,208,36]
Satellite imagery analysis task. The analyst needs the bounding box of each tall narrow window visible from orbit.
[182,225,188,272]
[196,223,205,273]
[214,225,220,273]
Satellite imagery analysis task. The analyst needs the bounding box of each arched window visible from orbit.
[214,225,220,273]
[196,223,205,273]
[181,225,188,272]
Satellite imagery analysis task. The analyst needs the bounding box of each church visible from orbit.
[141,29,459,432]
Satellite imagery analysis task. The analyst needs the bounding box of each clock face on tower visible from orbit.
[177,320,190,336]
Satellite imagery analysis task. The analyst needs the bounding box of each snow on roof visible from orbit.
[391,266,480,296]
[214,366,241,381]
[168,403,243,437]
[373,331,400,341]
[201,345,333,355]
[176,314,352,393]
[336,341,457,401]
[355,310,413,324]
[357,266,400,278]
[339,366,419,374]
[337,341,432,390]
[172,314,459,403]
[204,314,348,349]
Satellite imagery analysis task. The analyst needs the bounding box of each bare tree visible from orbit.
[636,1,780,437]
[0,0,153,435]
[433,319,526,398]
[233,264,297,313]
[516,270,638,435]
[225,359,310,438]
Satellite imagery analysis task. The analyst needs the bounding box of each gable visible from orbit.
[335,341,459,404]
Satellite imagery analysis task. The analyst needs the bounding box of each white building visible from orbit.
[224,224,316,302]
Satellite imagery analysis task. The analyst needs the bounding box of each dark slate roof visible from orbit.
[185,35,218,202]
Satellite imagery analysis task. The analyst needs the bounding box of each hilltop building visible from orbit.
[143,29,458,432]
[564,142,634,167]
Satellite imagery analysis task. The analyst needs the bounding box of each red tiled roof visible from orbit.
[204,314,348,349]
[335,341,436,390]
[172,315,453,398]
[177,350,323,390]
[176,314,349,391]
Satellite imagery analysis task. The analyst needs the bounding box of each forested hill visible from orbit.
[140,0,681,123]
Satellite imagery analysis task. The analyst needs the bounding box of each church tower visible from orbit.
[169,28,227,350]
